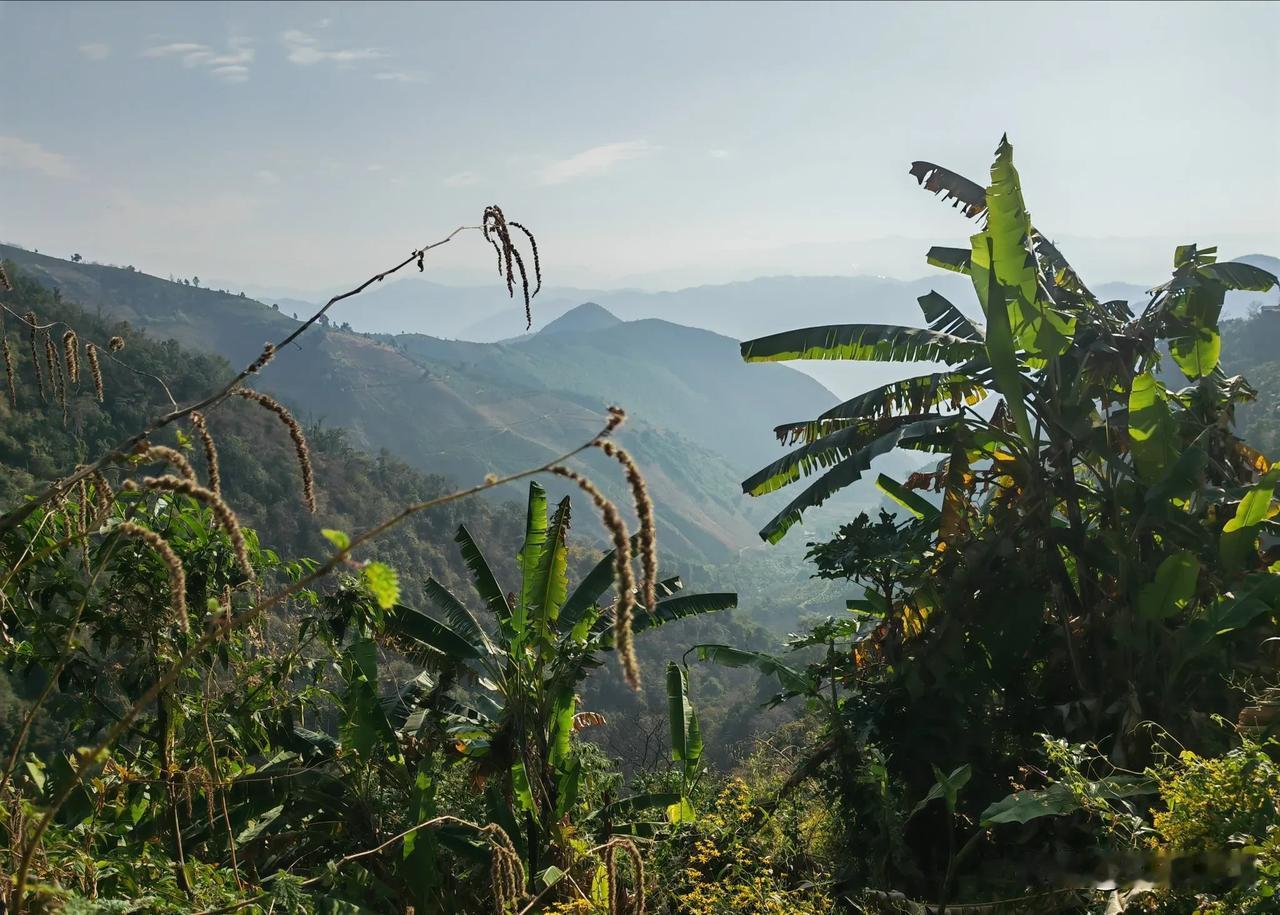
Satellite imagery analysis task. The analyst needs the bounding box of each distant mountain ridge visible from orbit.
[0,244,847,560]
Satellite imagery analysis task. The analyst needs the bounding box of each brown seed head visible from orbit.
[599,441,657,612]
[62,330,80,384]
[85,342,104,402]
[2,337,16,409]
[140,444,198,483]
[117,521,189,632]
[25,312,45,400]
[233,388,315,512]
[551,464,639,689]
[190,412,221,496]
[108,335,125,353]
[247,343,276,374]
[143,474,253,579]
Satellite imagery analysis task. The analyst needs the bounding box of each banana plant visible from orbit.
[385,481,736,872]
[728,138,1280,891]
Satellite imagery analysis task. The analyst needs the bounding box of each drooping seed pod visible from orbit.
[550,464,639,688]
[62,330,80,384]
[189,412,220,495]
[2,336,16,409]
[233,388,315,512]
[85,342,104,402]
[139,444,198,482]
[598,441,657,612]
[108,335,125,353]
[142,475,253,579]
[117,521,189,632]
[26,313,44,400]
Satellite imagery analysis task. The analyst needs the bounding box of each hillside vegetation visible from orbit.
[2,143,1280,915]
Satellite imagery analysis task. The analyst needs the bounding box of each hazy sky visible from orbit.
[2,1,1277,294]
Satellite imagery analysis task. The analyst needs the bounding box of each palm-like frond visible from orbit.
[917,291,984,341]
[633,593,737,634]
[773,372,986,447]
[909,160,987,219]
[755,417,953,543]
[741,323,983,365]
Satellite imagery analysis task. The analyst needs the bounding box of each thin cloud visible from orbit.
[143,39,254,82]
[0,135,75,179]
[708,148,732,159]
[538,141,660,186]
[282,30,386,66]
[373,69,427,83]
[78,42,111,61]
[443,171,481,188]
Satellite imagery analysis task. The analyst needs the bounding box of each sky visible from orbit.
[2,1,1278,295]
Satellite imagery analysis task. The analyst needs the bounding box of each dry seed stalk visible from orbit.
[479,823,523,915]
[24,312,44,400]
[3,336,16,409]
[85,343,104,402]
[117,521,189,632]
[598,441,657,612]
[604,837,646,915]
[108,335,125,353]
[138,444,198,483]
[551,465,639,688]
[482,205,541,330]
[0,263,11,291]
[247,343,275,375]
[142,475,253,578]
[189,412,220,495]
[89,471,115,522]
[62,330,79,385]
[233,388,315,512]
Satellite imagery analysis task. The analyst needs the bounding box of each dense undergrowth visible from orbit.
[2,144,1280,915]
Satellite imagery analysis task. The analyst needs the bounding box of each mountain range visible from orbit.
[0,244,870,562]
[6,242,1273,561]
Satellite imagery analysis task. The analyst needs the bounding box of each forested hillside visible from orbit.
[0,244,851,561]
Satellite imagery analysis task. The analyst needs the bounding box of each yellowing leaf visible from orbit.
[363,562,400,610]
[322,528,351,551]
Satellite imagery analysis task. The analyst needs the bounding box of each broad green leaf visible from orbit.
[362,562,400,610]
[970,233,1033,445]
[515,481,549,634]
[774,371,987,446]
[666,797,697,824]
[910,764,971,819]
[511,759,536,819]
[533,496,572,626]
[1127,372,1179,484]
[744,413,938,497]
[1221,467,1280,574]
[666,662,694,764]
[632,593,736,634]
[455,525,509,622]
[917,291,984,340]
[690,645,812,695]
[236,804,285,844]
[1137,551,1200,620]
[547,685,576,770]
[423,578,491,655]
[1197,261,1278,292]
[754,417,952,543]
[1166,284,1225,380]
[926,246,972,276]
[876,473,940,521]
[980,777,1153,827]
[387,604,482,661]
[741,323,983,365]
[560,533,639,627]
[592,792,681,822]
[984,135,1075,356]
